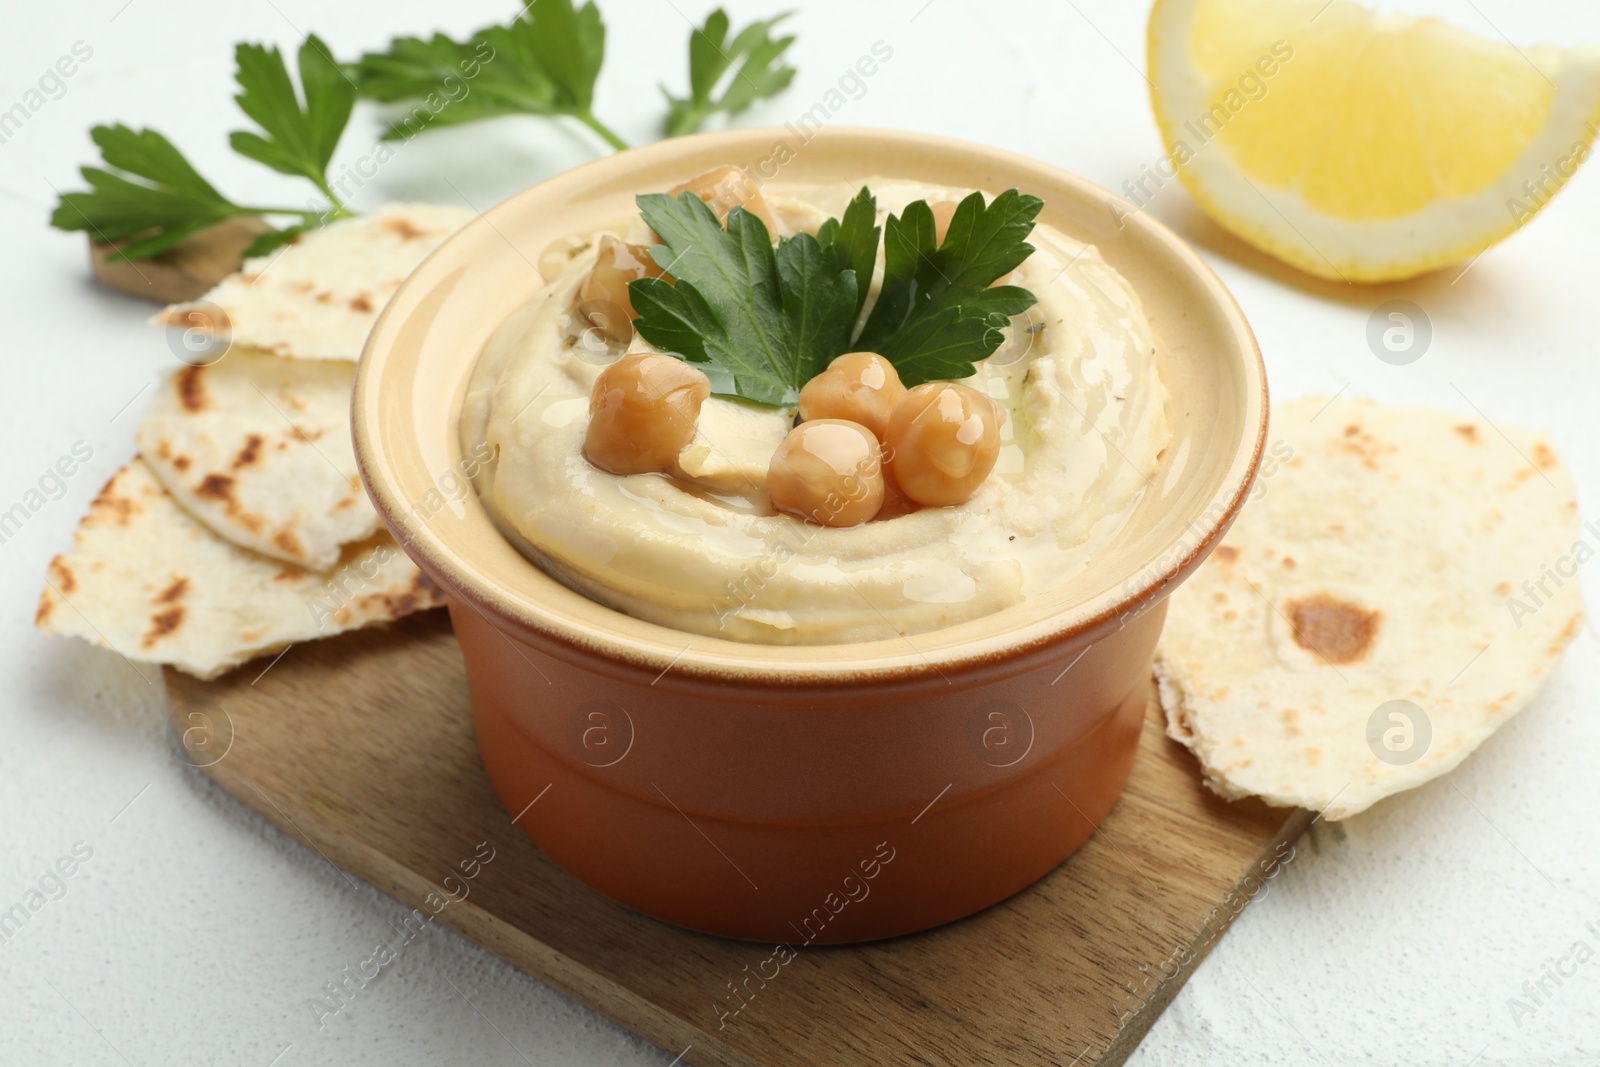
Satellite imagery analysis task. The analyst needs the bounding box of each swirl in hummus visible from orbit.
[461,178,1170,644]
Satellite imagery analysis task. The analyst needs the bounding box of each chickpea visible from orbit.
[767,420,886,528]
[885,382,1001,507]
[670,165,780,237]
[584,352,711,475]
[579,236,665,344]
[797,352,907,441]
[930,200,959,246]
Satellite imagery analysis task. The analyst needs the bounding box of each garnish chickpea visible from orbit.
[670,165,780,237]
[767,420,886,528]
[885,382,1001,507]
[584,352,711,475]
[579,235,665,344]
[797,352,907,441]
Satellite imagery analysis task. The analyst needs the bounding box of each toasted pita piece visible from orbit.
[34,459,445,680]
[1157,396,1584,821]
[154,204,476,361]
[138,350,372,570]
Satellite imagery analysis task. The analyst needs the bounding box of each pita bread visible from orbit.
[34,459,445,680]
[154,204,476,361]
[138,349,373,570]
[1156,396,1584,821]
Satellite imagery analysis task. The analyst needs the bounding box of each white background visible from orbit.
[3,0,1599,1063]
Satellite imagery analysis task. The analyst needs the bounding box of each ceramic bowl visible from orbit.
[353,127,1265,943]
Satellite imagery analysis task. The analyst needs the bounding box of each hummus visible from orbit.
[461,179,1170,644]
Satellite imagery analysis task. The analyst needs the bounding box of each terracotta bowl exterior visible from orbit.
[353,127,1266,943]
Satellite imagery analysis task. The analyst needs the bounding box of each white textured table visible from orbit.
[3,0,1597,1063]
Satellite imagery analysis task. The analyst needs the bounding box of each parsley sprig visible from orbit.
[353,0,623,149]
[664,10,796,138]
[354,4,796,148]
[629,192,856,406]
[51,34,355,261]
[629,188,1042,406]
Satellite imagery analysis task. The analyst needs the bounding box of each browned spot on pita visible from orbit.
[157,577,188,603]
[274,529,303,558]
[1533,443,1558,471]
[1494,581,1511,597]
[1214,545,1240,563]
[1282,557,1296,569]
[192,472,265,532]
[1222,610,1237,621]
[382,216,431,240]
[195,474,235,502]
[350,293,374,313]
[233,434,264,469]
[334,496,357,511]
[315,291,333,303]
[48,557,76,593]
[381,592,419,616]
[142,606,185,648]
[273,566,302,582]
[173,456,191,472]
[1454,424,1479,443]
[1551,614,1581,655]
[1335,425,1396,469]
[34,590,55,625]
[1304,747,1322,767]
[239,273,260,284]
[1212,592,1227,603]
[1280,709,1301,738]
[177,365,207,413]
[154,440,171,460]
[1285,593,1381,665]
[291,280,314,294]
[90,472,142,526]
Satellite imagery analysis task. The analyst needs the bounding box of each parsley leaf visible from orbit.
[50,125,329,262]
[51,33,357,262]
[664,10,797,138]
[855,189,1042,385]
[628,192,856,406]
[229,34,355,210]
[625,187,1041,405]
[51,125,248,260]
[354,1,626,151]
[815,187,879,318]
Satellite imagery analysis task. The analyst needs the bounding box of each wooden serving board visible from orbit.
[165,612,1307,1066]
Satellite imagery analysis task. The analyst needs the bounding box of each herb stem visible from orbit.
[238,206,341,221]
[576,110,630,152]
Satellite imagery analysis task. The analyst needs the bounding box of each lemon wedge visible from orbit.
[1147,0,1600,281]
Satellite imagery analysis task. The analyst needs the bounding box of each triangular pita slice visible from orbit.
[154,204,476,361]
[138,349,373,570]
[35,459,445,680]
